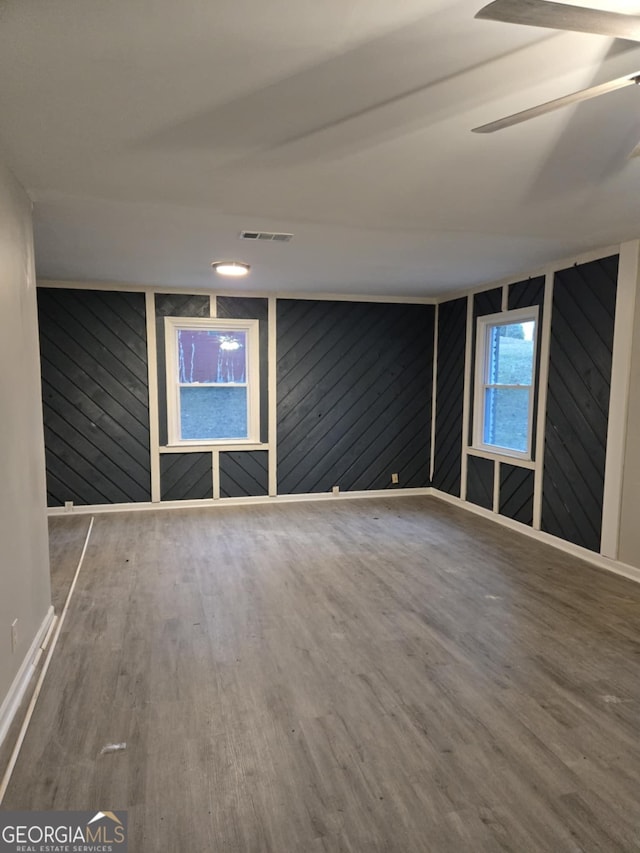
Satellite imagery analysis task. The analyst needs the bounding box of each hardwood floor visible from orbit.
[2,496,640,851]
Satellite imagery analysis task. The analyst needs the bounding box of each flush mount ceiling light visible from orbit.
[211,261,251,277]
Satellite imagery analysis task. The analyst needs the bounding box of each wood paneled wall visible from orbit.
[277,300,434,494]
[432,297,467,496]
[38,288,151,505]
[542,256,618,551]
[38,290,434,505]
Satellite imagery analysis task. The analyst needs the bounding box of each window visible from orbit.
[164,317,260,445]
[472,307,538,459]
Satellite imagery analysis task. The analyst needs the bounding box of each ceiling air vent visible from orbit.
[240,230,294,242]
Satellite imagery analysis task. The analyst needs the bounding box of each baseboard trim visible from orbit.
[432,490,640,586]
[47,487,434,516]
[0,605,55,749]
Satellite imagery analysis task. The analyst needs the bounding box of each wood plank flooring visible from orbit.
[2,496,640,851]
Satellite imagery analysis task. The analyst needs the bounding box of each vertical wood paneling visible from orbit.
[38,288,151,506]
[220,451,269,498]
[277,300,433,494]
[217,297,269,444]
[466,455,494,509]
[160,453,213,501]
[432,297,467,496]
[500,464,534,526]
[542,256,618,552]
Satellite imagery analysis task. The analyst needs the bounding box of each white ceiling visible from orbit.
[2,0,640,296]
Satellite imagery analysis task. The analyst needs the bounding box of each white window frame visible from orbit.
[472,306,539,461]
[164,316,260,447]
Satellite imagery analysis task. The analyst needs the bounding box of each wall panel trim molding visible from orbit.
[145,291,161,502]
[430,304,439,482]
[268,296,277,497]
[47,487,433,515]
[532,271,554,529]
[460,296,473,501]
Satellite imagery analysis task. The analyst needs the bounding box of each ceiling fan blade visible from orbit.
[472,71,640,132]
[476,0,640,41]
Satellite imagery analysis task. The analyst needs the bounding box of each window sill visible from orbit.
[467,446,535,469]
[160,442,269,454]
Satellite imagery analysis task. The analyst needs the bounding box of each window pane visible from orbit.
[488,322,535,385]
[180,387,248,440]
[484,387,530,452]
[178,330,246,384]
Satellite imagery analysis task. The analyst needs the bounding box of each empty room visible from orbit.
[1,1,640,851]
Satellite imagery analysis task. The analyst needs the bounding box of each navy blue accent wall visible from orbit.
[217,297,269,445]
[542,256,618,551]
[156,294,210,447]
[277,300,433,494]
[466,455,494,509]
[161,453,213,501]
[432,297,467,496]
[508,278,545,312]
[38,288,151,506]
[508,277,545,459]
[474,288,502,318]
[468,288,503,444]
[220,451,269,498]
[499,464,534,526]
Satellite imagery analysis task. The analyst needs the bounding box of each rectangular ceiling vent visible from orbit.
[240,230,294,243]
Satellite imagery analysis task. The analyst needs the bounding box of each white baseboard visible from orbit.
[0,605,55,749]
[432,489,640,586]
[46,487,434,516]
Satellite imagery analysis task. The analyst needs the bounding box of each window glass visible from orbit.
[180,387,247,440]
[487,322,535,385]
[165,318,259,445]
[474,310,537,459]
[483,387,530,452]
[177,330,246,384]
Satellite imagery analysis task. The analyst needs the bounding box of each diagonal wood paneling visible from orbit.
[542,256,618,552]
[277,300,433,494]
[38,288,151,506]
[508,277,545,312]
[220,451,268,498]
[474,288,502,318]
[499,464,534,526]
[160,453,213,501]
[432,297,467,496]
[217,297,269,444]
[509,277,546,459]
[468,288,503,444]
[466,455,494,509]
[155,293,211,446]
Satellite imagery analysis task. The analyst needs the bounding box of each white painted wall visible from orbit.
[619,267,640,569]
[0,160,51,712]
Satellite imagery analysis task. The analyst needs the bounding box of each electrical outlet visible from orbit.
[391,473,399,484]
[11,619,18,653]
[332,485,339,495]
